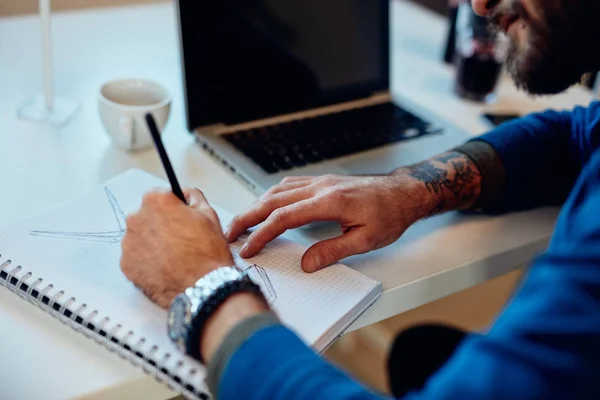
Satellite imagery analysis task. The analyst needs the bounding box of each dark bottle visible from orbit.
[442,0,460,64]
[453,1,503,102]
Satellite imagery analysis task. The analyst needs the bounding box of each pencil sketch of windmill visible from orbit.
[245,264,278,304]
[30,187,126,244]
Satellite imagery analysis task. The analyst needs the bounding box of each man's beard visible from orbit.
[503,25,582,95]
[490,0,599,95]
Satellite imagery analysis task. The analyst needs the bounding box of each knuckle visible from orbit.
[121,233,134,249]
[125,213,140,229]
[253,199,275,216]
[321,174,338,184]
[265,183,283,196]
[256,196,271,209]
[280,176,295,184]
[270,208,288,224]
[260,195,281,209]
[264,187,277,196]
[142,191,163,207]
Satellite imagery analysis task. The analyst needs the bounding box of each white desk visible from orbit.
[0,1,593,399]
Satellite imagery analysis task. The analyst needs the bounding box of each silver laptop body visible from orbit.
[175,0,470,195]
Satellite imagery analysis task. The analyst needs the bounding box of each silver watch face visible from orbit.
[168,267,246,353]
[168,294,191,348]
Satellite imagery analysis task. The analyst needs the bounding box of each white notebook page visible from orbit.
[0,169,379,396]
[227,233,374,344]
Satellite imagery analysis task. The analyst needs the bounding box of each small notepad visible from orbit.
[0,169,381,399]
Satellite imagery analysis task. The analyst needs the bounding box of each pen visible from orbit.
[145,113,187,205]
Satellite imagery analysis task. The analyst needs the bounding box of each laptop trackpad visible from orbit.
[338,146,424,175]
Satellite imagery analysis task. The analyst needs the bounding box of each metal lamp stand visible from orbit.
[18,0,79,126]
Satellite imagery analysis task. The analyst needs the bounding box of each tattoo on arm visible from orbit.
[401,151,482,216]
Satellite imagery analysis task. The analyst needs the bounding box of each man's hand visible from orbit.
[226,151,482,272]
[120,188,234,309]
[226,174,431,272]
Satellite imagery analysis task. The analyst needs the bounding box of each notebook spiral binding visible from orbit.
[0,255,210,400]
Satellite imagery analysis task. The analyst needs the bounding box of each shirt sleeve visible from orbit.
[400,148,600,400]
[218,324,389,400]
[206,312,281,398]
[216,149,600,400]
[455,102,600,213]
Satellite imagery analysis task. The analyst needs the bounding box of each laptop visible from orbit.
[175,0,469,195]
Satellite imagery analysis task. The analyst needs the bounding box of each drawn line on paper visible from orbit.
[245,264,278,304]
[29,187,126,244]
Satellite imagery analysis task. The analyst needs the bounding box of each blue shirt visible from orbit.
[218,102,600,399]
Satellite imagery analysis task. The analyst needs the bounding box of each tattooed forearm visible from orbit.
[393,151,482,216]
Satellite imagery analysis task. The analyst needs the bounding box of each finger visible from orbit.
[184,187,207,205]
[265,179,314,196]
[239,199,339,258]
[301,228,373,272]
[142,187,180,209]
[184,188,220,225]
[279,176,314,184]
[149,186,172,195]
[141,189,167,207]
[226,187,314,242]
[125,212,141,231]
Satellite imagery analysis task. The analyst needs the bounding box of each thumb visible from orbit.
[301,228,372,273]
[184,188,208,207]
[184,188,220,224]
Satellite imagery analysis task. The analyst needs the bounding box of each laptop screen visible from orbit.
[177,0,390,131]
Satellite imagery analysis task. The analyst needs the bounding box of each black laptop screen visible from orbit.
[177,0,390,131]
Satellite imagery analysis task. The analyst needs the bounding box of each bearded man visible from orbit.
[120,0,600,398]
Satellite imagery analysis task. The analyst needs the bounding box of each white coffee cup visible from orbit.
[99,79,172,151]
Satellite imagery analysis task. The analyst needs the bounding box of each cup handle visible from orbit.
[118,117,135,150]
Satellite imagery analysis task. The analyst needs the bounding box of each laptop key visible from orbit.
[304,149,323,163]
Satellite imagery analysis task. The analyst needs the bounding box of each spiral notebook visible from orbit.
[0,169,381,399]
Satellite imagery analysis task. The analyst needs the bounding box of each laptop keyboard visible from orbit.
[223,102,442,174]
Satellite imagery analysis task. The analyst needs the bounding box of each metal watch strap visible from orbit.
[185,275,264,364]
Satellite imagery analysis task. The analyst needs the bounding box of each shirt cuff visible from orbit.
[453,140,506,211]
[206,312,281,398]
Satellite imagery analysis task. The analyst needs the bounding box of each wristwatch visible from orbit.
[167,266,264,363]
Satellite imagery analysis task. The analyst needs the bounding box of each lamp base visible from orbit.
[18,94,79,127]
